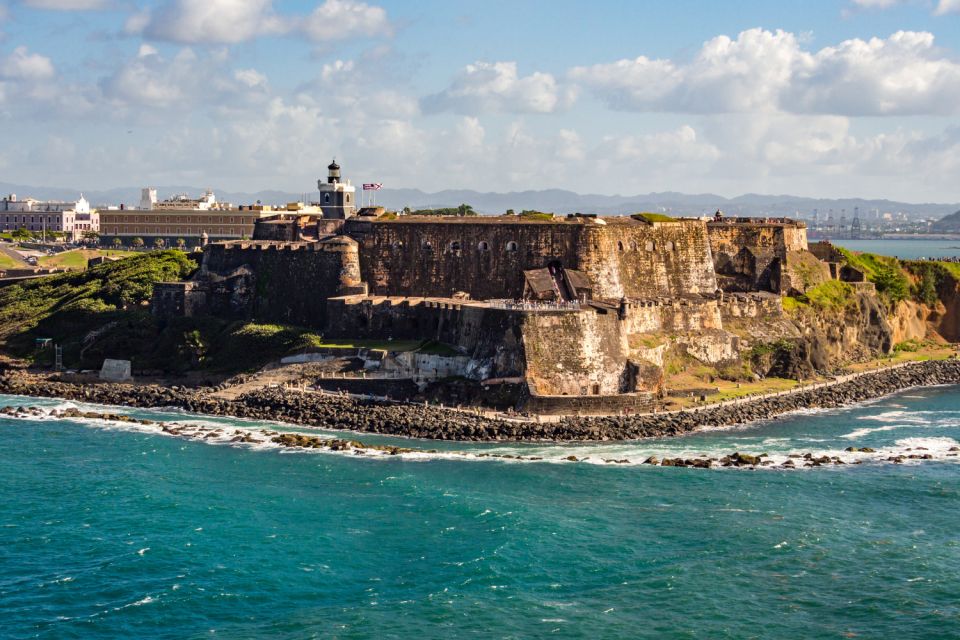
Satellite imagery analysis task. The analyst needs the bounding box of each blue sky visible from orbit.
[1,0,959,201]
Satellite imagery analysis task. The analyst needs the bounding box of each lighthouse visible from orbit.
[317,159,357,219]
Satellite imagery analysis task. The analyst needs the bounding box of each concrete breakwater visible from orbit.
[1,359,960,442]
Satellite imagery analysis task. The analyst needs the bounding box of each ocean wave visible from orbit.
[3,401,960,471]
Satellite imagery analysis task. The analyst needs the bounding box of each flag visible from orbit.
[363,183,382,191]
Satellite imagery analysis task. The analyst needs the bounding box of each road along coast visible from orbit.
[1,359,959,442]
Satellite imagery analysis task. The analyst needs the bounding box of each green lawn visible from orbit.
[0,252,22,270]
[39,249,136,270]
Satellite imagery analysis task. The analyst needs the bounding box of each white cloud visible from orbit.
[99,47,267,111]
[934,0,960,14]
[1,45,55,80]
[133,0,390,45]
[21,0,109,9]
[302,0,391,42]
[234,68,267,89]
[140,0,285,44]
[571,29,960,116]
[423,61,576,114]
[850,0,902,8]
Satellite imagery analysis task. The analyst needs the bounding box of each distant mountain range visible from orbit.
[2,181,958,220]
[930,210,960,231]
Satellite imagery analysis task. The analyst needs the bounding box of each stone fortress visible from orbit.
[154,161,859,413]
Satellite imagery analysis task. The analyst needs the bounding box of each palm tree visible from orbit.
[153,238,166,249]
[132,237,144,249]
[176,238,186,250]
[112,237,122,248]
[12,227,31,242]
[457,203,475,217]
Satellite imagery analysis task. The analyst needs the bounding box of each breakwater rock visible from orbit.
[1,359,959,442]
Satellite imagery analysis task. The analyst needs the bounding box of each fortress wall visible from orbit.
[707,223,809,292]
[351,218,717,301]
[325,298,528,380]
[200,240,362,326]
[658,298,723,332]
[719,293,784,321]
[520,309,632,396]
[351,220,586,300]
[581,221,718,299]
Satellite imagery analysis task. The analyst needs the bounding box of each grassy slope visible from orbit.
[38,249,136,270]
[0,250,197,367]
[0,252,21,270]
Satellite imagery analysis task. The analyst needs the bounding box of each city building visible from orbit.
[99,189,288,247]
[0,193,98,241]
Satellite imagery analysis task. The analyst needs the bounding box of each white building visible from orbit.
[0,193,99,241]
[139,188,221,211]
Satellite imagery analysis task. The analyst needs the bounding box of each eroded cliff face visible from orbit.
[748,291,893,379]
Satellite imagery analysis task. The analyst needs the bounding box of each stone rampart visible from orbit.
[197,238,365,325]
[707,221,810,292]
[347,217,717,301]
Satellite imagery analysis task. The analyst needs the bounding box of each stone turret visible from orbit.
[319,235,367,296]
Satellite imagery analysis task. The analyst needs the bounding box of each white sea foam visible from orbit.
[6,398,960,471]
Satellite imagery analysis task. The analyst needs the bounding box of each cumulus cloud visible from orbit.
[133,0,390,45]
[423,61,576,114]
[20,0,110,9]
[571,29,960,116]
[1,45,55,80]
[99,46,268,111]
[302,0,391,41]
[934,0,960,14]
[139,0,284,44]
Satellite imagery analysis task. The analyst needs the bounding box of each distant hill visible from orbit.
[930,210,960,232]
[1,180,958,220]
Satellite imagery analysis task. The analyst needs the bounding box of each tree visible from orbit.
[112,237,122,248]
[12,227,31,242]
[153,238,166,249]
[176,237,186,250]
[457,203,475,217]
[505,209,515,216]
[82,230,100,246]
[132,237,144,249]
[402,206,412,216]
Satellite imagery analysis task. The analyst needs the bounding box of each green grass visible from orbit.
[781,296,805,313]
[631,212,674,223]
[0,252,21,269]
[802,280,855,311]
[0,250,197,368]
[837,247,910,302]
[38,249,136,270]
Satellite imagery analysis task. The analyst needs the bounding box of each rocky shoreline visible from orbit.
[1,359,960,442]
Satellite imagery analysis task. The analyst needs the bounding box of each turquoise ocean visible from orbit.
[2,383,960,639]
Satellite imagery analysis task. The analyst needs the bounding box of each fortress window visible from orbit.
[629,241,638,251]
[477,241,489,251]
[645,241,655,252]
[617,241,625,252]
[665,241,675,251]
[505,241,518,252]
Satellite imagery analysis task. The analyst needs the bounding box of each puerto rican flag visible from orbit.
[363,183,382,190]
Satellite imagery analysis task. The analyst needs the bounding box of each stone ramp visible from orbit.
[207,359,362,401]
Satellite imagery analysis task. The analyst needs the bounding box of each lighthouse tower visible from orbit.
[317,159,357,219]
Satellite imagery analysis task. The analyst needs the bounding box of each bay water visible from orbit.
[2,387,960,638]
